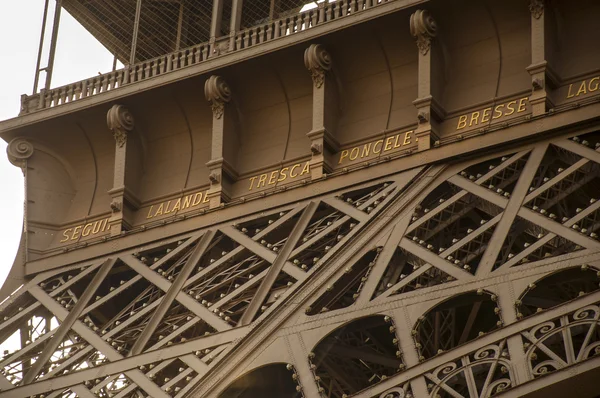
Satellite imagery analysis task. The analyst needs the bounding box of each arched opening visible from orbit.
[218,363,301,398]
[309,315,404,398]
[414,291,501,360]
[516,265,600,318]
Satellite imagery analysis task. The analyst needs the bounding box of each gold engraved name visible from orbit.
[60,217,110,243]
[338,131,414,165]
[248,161,311,191]
[456,96,529,130]
[567,77,600,99]
[147,191,209,219]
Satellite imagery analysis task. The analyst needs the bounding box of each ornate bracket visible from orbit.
[410,10,437,56]
[107,105,134,147]
[529,0,544,19]
[204,76,232,119]
[304,44,332,89]
[7,138,34,169]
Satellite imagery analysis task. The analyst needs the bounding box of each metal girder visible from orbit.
[352,289,600,398]
[23,258,116,384]
[121,254,232,331]
[129,231,216,355]
[25,285,171,398]
[0,326,248,397]
[357,214,410,304]
[477,145,547,276]
[220,225,306,280]
[323,197,368,222]
[240,201,318,325]
[399,238,473,281]
[326,344,403,368]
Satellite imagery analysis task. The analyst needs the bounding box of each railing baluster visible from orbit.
[22,0,384,112]
[74,82,82,101]
[66,85,74,103]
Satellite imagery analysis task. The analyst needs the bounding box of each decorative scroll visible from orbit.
[204,75,232,119]
[523,304,600,377]
[304,44,332,88]
[529,0,544,19]
[106,104,134,147]
[410,10,437,55]
[6,137,34,168]
[424,340,514,397]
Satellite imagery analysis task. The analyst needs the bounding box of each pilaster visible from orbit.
[106,104,142,236]
[410,9,441,151]
[205,75,239,209]
[304,44,340,180]
[527,0,554,116]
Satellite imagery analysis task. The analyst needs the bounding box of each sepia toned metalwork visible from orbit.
[2,0,600,397]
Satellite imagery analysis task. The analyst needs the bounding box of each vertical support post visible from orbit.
[44,0,63,90]
[205,76,239,209]
[497,283,532,385]
[229,0,244,49]
[33,0,51,94]
[130,0,143,65]
[210,0,224,55]
[527,0,553,116]
[389,307,430,397]
[176,2,184,51]
[410,9,441,151]
[304,44,339,180]
[107,105,142,235]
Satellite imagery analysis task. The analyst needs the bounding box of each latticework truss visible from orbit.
[4,132,600,397]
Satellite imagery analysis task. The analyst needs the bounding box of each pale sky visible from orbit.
[0,1,116,286]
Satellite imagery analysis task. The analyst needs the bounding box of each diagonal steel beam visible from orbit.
[120,255,231,331]
[477,145,547,276]
[130,231,216,356]
[407,151,528,235]
[374,264,433,301]
[23,258,116,385]
[356,213,410,304]
[220,225,306,280]
[399,238,473,281]
[27,285,170,398]
[0,326,248,398]
[517,207,600,249]
[556,139,600,165]
[496,199,600,270]
[322,197,368,222]
[182,205,306,289]
[448,175,509,209]
[239,202,318,325]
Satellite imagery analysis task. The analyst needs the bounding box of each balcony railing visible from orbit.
[19,0,394,115]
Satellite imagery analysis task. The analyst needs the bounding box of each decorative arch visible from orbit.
[309,314,404,398]
[516,265,600,318]
[218,363,302,398]
[413,290,502,361]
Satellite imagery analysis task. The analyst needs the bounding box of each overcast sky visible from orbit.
[0,1,115,286]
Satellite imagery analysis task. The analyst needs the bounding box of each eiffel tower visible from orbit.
[2,0,600,397]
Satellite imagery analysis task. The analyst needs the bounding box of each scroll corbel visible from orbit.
[305,44,340,179]
[410,10,442,151]
[106,104,142,235]
[205,76,239,208]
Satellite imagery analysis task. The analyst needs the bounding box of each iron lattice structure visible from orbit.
[3,130,600,397]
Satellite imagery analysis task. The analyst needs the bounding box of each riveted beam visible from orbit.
[240,202,318,325]
[130,231,216,355]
